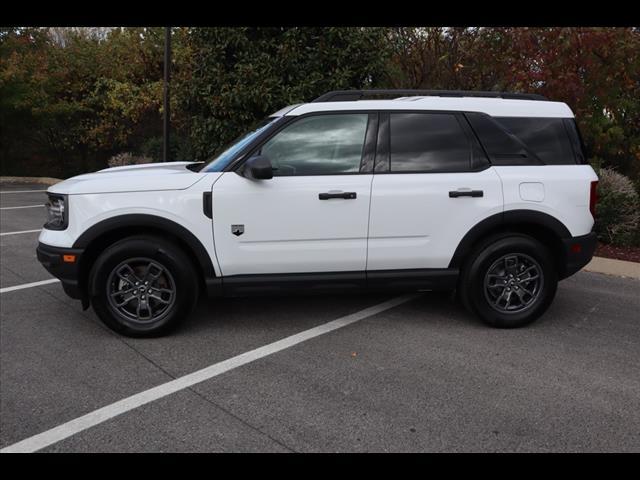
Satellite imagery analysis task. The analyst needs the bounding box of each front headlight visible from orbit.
[44,193,68,230]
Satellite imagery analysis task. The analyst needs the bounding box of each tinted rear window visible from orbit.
[562,118,588,164]
[494,117,577,165]
[389,113,471,172]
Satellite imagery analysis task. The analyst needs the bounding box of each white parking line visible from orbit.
[0,229,42,237]
[0,293,420,453]
[0,278,60,294]
[0,190,47,194]
[0,205,43,210]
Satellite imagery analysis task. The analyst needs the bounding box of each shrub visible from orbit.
[140,135,195,163]
[594,168,640,246]
[107,152,153,168]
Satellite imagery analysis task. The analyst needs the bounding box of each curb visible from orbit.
[0,176,62,186]
[584,256,640,280]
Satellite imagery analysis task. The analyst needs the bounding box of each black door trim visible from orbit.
[219,268,459,297]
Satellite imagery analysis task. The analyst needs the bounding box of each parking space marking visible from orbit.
[0,293,420,453]
[0,205,43,210]
[0,229,41,237]
[0,190,47,194]
[0,278,60,294]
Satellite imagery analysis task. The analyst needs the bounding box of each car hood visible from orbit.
[48,162,207,195]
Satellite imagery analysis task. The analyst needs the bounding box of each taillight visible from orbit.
[589,180,598,219]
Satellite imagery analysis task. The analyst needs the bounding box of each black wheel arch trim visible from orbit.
[73,214,217,287]
[448,210,572,269]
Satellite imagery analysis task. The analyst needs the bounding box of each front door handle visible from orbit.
[319,192,357,200]
[449,190,483,198]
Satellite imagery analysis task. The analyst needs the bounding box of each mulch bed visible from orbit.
[595,242,640,263]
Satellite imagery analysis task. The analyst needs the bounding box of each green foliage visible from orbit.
[1,27,390,174]
[594,168,640,246]
[176,27,390,160]
[139,135,194,163]
[0,27,165,177]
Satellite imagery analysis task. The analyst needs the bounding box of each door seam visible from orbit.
[364,174,375,272]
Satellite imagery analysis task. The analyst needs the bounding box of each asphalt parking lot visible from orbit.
[1,184,639,452]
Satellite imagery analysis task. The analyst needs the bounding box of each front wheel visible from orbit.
[89,236,199,337]
[459,234,557,328]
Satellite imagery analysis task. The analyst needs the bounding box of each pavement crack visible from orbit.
[111,336,179,381]
[0,262,33,284]
[98,326,298,451]
[35,287,296,451]
[35,285,178,381]
[101,330,297,452]
[185,385,298,453]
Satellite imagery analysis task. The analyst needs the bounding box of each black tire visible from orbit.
[89,235,199,337]
[458,234,557,328]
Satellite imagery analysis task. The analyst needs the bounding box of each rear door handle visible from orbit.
[449,190,483,198]
[319,192,357,200]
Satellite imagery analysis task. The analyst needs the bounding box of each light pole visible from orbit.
[163,26,171,163]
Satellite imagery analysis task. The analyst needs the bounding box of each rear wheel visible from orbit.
[89,236,199,337]
[459,234,557,328]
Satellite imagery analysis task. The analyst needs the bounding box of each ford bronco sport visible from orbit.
[37,89,598,336]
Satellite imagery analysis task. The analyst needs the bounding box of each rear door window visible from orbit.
[389,113,472,172]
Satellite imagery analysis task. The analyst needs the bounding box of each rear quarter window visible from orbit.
[494,117,577,165]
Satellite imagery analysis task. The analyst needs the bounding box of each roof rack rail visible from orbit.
[311,89,548,103]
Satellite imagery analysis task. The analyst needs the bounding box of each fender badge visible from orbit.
[231,224,244,236]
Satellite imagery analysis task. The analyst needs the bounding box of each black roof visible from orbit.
[312,89,548,103]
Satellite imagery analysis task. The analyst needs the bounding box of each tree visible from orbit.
[0,27,167,176]
[175,27,391,160]
[384,27,640,182]
[2,27,637,185]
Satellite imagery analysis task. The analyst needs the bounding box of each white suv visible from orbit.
[37,90,599,337]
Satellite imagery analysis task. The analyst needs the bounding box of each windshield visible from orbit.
[202,117,280,172]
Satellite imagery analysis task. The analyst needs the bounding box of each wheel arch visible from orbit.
[74,214,217,298]
[448,210,571,276]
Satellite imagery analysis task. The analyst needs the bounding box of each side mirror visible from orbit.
[243,155,273,180]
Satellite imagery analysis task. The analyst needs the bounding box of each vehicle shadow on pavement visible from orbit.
[184,290,477,334]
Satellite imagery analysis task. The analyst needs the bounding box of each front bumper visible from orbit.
[36,242,85,300]
[560,232,597,279]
